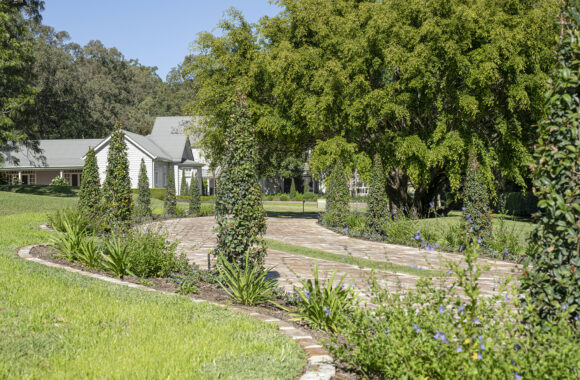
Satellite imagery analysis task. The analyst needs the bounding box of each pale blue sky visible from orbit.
[41,1,281,80]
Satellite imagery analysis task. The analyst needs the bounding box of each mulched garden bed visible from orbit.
[29,244,360,379]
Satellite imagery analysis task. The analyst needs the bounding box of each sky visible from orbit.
[41,0,281,80]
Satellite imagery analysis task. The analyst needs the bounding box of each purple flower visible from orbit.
[461,206,466,211]
[477,237,482,244]
[435,243,440,249]
[514,372,522,380]
[458,305,465,313]
[470,226,474,232]
[563,304,568,311]
[447,269,452,274]
[478,353,482,360]
[456,346,463,353]
[412,324,421,333]
[439,305,445,314]
[385,329,391,334]
[429,202,435,208]
[323,306,331,317]
[480,343,485,350]
[503,248,509,254]
[474,317,480,324]
[505,295,510,301]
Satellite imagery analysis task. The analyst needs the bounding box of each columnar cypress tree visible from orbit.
[164,167,177,216]
[213,93,266,268]
[79,147,101,215]
[289,177,297,199]
[461,149,492,242]
[325,160,350,228]
[366,154,389,234]
[189,174,201,217]
[102,128,133,225]
[136,158,151,217]
[521,1,580,322]
[180,169,188,196]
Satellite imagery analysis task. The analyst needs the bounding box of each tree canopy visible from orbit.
[186,0,559,214]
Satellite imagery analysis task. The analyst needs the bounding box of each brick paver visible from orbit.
[155,217,521,297]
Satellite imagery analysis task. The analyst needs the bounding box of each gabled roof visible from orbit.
[150,116,195,136]
[1,139,102,169]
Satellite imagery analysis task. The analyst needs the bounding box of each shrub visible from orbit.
[289,262,357,332]
[50,218,89,262]
[216,254,277,306]
[328,243,580,379]
[303,191,316,201]
[289,178,297,199]
[78,147,101,215]
[102,128,133,227]
[124,228,184,278]
[294,193,304,202]
[48,207,94,234]
[324,160,350,228]
[521,4,580,322]
[279,194,289,201]
[213,94,266,268]
[49,176,69,186]
[462,149,492,242]
[135,158,151,218]
[77,236,101,269]
[164,168,177,216]
[200,203,215,216]
[189,174,201,217]
[267,195,274,201]
[366,154,389,234]
[102,237,134,278]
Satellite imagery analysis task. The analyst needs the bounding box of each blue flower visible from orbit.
[470,226,474,232]
[503,248,509,254]
[563,304,567,311]
[481,343,485,350]
[412,324,421,333]
[461,206,466,211]
[447,269,452,274]
[439,305,445,314]
[478,353,482,360]
[477,237,482,244]
[456,346,463,353]
[458,305,465,312]
[514,372,522,379]
[435,243,440,249]
[473,317,480,324]
[505,295,510,301]
[323,306,331,317]
[385,329,391,334]
[429,202,435,208]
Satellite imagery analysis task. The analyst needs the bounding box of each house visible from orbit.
[0,117,207,195]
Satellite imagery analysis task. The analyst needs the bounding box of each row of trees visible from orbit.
[185,0,560,215]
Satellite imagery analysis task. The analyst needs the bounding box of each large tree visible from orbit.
[0,0,43,163]
[187,0,558,214]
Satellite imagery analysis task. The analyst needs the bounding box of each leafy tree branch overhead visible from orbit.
[186,0,559,214]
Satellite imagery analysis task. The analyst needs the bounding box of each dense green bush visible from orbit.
[164,168,177,216]
[303,191,317,201]
[521,2,580,322]
[499,192,538,217]
[279,194,289,201]
[214,94,266,268]
[102,237,134,278]
[289,178,297,199]
[49,176,69,186]
[294,193,304,202]
[48,206,95,234]
[135,158,151,218]
[78,147,101,215]
[125,228,184,278]
[462,150,492,242]
[50,216,90,262]
[189,174,201,217]
[102,128,133,227]
[328,244,580,379]
[366,154,389,234]
[324,160,350,228]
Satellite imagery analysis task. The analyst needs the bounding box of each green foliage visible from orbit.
[521,1,580,322]
[366,154,389,234]
[0,1,41,164]
[164,168,177,216]
[102,237,134,279]
[308,137,371,182]
[76,236,101,269]
[279,194,289,201]
[500,192,539,217]
[124,228,183,278]
[294,193,303,202]
[102,128,133,227]
[49,176,69,186]
[136,158,151,218]
[216,254,277,306]
[50,217,89,262]
[329,244,580,379]
[288,263,357,332]
[79,148,101,215]
[289,178,297,199]
[303,191,317,201]
[324,160,350,228]
[180,169,188,196]
[213,94,266,268]
[189,174,201,217]
[462,150,493,242]
[48,206,94,234]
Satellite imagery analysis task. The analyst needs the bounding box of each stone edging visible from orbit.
[17,244,335,380]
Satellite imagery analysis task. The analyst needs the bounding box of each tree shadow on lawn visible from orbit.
[266,212,319,219]
[0,184,78,197]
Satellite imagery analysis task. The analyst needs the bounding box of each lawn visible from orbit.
[0,192,305,379]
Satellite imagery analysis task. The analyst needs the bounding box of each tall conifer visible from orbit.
[164,168,177,216]
[366,154,389,234]
[136,158,151,217]
[102,128,133,225]
[180,169,188,196]
[79,147,101,215]
[189,174,201,217]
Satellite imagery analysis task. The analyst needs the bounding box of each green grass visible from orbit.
[263,201,321,214]
[265,238,445,277]
[0,184,79,197]
[0,192,305,378]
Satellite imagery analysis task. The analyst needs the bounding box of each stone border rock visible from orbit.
[17,244,335,380]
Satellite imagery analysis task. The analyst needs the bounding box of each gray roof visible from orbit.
[150,116,195,136]
[1,139,102,169]
[124,130,191,162]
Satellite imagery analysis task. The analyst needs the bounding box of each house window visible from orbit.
[6,171,36,185]
[64,170,82,187]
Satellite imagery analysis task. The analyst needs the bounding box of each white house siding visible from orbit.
[94,137,154,189]
[37,170,61,185]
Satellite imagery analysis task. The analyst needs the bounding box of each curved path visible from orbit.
[157,217,521,297]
